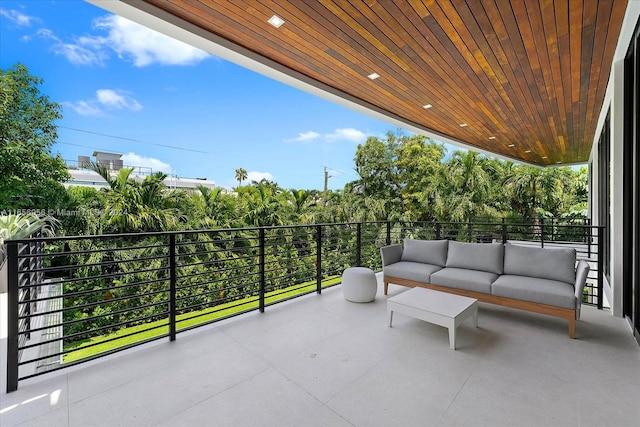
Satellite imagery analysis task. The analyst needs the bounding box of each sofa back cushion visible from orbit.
[401,239,448,266]
[445,241,504,274]
[503,244,576,284]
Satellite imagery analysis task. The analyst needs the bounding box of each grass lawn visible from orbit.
[63,276,343,363]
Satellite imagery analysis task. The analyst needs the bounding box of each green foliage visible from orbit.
[0,64,69,210]
[89,165,187,233]
[345,130,588,224]
[0,64,587,232]
[0,213,59,244]
[240,184,285,227]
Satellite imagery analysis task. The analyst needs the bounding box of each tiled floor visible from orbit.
[2,274,640,426]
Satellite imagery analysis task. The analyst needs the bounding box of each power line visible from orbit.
[324,166,345,175]
[57,141,119,152]
[57,126,210,154]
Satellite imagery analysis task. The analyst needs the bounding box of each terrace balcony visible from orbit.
[2,277,640,426]
[1,220,639,426]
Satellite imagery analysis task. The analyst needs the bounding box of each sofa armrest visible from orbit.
[574,260,590,318]
[380,244,403,267]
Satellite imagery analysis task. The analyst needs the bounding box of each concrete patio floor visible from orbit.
[2,273,640,426]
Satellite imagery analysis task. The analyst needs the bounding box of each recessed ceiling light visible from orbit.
[488,136,496,140]
[459,123,468,127]
[556,161,562,164]
[423,104,433,109]
[542,156,548,159]
[367,72,380,80]
[525,150,531,153]
[508,144,515,148]
[268,15,284,28]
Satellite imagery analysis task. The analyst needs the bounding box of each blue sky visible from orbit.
[0,0,414,190]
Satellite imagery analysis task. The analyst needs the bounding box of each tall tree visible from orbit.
[241,184,284,227]
[395,135,445,220]
[505,165,571,221]
[0,63,69,209]
[190,185,237,228]
[431,150,498,222]
[351,132,400,200]
[349,131,404,219]
[286,188,317,224]
[235,168,248,188]
[93,165,185,232]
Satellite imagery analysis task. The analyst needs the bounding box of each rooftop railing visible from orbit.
[4,219,603,392]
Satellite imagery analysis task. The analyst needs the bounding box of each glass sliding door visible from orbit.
[623,23,640,345]
[598,113,611,282]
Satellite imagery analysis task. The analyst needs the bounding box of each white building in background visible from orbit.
[66,151,216,191]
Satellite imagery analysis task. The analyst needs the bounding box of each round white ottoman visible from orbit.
[342,267,377,302]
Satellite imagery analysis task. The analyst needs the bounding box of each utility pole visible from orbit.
[323,166,331,207]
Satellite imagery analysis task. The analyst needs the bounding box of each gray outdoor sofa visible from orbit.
[381,239,590,338]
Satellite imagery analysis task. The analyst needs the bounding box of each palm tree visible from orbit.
[327,189,386,223]
[506,166,569,221]
[235,168,248,188]
[436,150,494,221]
[136,172,187,231]
[242,185,283,227]
[505,165,545,221]
[91,164,185,232]
[287,189,317,224]
[192,185,236,227]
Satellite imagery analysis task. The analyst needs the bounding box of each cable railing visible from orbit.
[4,219,603,392]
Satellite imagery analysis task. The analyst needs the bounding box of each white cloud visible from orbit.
[286,128,368,144]
[96,89,142,111]
[286,131,320,142]
[38,28,107,66]
[0,8,38,27]
[64,89,142,117]
[38,14,209,67]
[94,15,210,67]
[62,100,103,117]
[121,153,172,173]
[54,42,108,66]
[325,128,367,143]
[248,171,274,182]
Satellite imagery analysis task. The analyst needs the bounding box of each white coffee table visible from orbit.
[387,287,478,349]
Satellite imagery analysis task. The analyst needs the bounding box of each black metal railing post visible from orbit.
[7,242,19,392]
[540,218,545,247]
[597,226,604,310]
[587,218,592,257]
[26,241,36,340]
[501,218,508,243]
[435,222,441,240]
[259,228,266,312]
[386,221,391,246]
[356,223,362,267]
[169,234,177,341]
[316,224,322,294]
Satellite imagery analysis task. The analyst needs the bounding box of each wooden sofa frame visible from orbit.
[383,276,577,338]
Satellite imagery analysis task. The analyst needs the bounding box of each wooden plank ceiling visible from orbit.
[141,0,628,165]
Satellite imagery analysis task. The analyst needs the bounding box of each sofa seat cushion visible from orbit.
[383,262,443,283]
[503,244,576,284]
[491,275,576,309]
[401,239,449,266]
[445,241,504,274]
[430,267,497,294]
